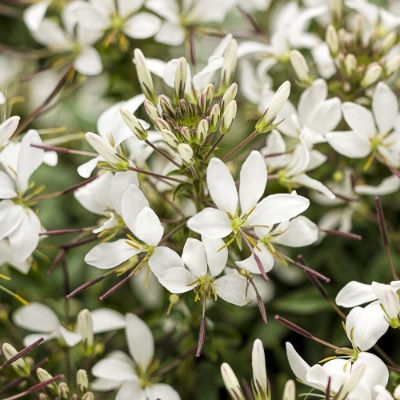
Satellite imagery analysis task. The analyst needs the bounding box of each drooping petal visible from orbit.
[290,174,335,199]
[342,102,376,138]
[125,313,154,371]
[336,281,376,307]
[74,46,103,76]
[354,352,389,392]
[117,379,146,400]
[235,244,274,274]
[13,302,60,332]
[146,383,181,400]
[182,238,208,277]
[373,82,398,135]
[0,201,24,240]
[371,282,400,320]
[246,193,309,227]
[326,131,371,158]
[121,184,149,232]
[123,13,161,39]
[59,326,82,347]
[272,216,319,247]
[91,309,127,333]
[148,246,184,277]
[158,267,197,293]
[214,274,249,306]
[202,236,228,277]
[0,171,17,199]
[187,208,232,238]
[207,158,238,215]
[133,207,164,245]
[85,239,141,269]
[92,358,137,381]
[239,151,267,215]
[77,157,100,178]
[23,0,50,31]
[285,342,311,383]
[355,175,400,195]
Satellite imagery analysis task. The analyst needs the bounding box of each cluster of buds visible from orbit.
[37,368,93,400]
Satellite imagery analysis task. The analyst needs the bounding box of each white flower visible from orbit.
[0,239,31,274]
[0,116,20,146]
[91,313,181,400]
[73,0,161,40]
[326,82,400,168]
[187,151,310,241]
[13,302,126,347]
[156,237,250,306]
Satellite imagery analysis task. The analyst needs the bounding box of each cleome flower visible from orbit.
[187,151,310,248]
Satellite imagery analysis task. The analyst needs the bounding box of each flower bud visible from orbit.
[37,368,58,393]
[2,343,30,376]
[159,95,175,117]
[344,54,357,76]
[144,99,160,124]
[155,117,172,132]
[330,0,342,23]
[386,56,400,76]
[161,129,179,149]
[336,363,365,400]
[197,93,208,115]
[381,32,396,54]
[85,132,119,166]
[0,116,20,144]
[177,143,194,165]
[81,392,94,400]
[252,339,268,398]
[196,119,209,144]
[120,109,148,141]
[290,50,311,83]
[174,57,188,103]
[209,104,221,133]
[203,84,214,109]
[58,382,70,400]
[220,363,245,400]
[220,38,238,91]
[220,83,238,113]
[220,100,237,135]
[361,64,382,87]
[134,49,158,104]
[39,394,51,400]
[77,369,89,394]
[181,126,191,141]
[326,25,339,56]
[256,81,290,133]
[78,309,94,352]
[394,385,400,400]
[282,380,295,400]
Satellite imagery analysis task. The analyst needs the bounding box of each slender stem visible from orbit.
[322,229,362,241]
[145,140,180,167]
[222,130,258,161]
[159,220,188,245]
[40,226,97,236]
[189,30,196,68]
[145,180,185,216]
[204,134,225,159]
[128,166,186,184]
[30,144,97,158]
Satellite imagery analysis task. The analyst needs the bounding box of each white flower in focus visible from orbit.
[156,237,250,306]
[187,151,310,243]
[326,82,400,168]
[91,313,181,400]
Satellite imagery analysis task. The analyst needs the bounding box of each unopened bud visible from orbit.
[155,117,172,132]
[203,84,215,109]
[134,49,158,104]
[181,126,191,141]
[344,54,357,76]
[37,368,58,393]
[330,0,342,24]
[0,116,20,144]
[81,392,94,400]
[209,104,221,133]
[197,93,208,115]
[77,369,89,394]
[85,132,120,166]
[381,32,396,54]
[174,57,188,103]
[386,55,400,76]
[167,294,180,314]
[220,38,238,91]
[39,394,51,400]
[326,25,339,56]
[256,81,290,133]
[58,382,70,400]
[196,119,209,144]
[361,64,382,87]
[290,50,311,82]
[159,95,175,117]
[2,343,29,376]
[252,339,268,398]
[161,129,179,149]
[120,109,148,141]
[144,99,160,124]
[220,100,237,135]
[338,28,346,48]
[394,385,400,400]
[221,363,245,400]
[78,309,94,352]
[177,143,194,165]
[282,380,295,400]
[354,14,363,42]
[220,83,238,113]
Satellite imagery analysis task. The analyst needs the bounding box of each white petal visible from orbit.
[146,384,181,400]
[246,194,309,227]
[118,0,144,17]
[273,216,318,247]
[187,208,232,238]
[158,267,197,293]
[298,79,327,127]
[77,157,100,178]
[43,151,58,166]
[342,102,376,138]
[0,201,24,240]
[85,239,141,269]
[326,131,371,158]
[134,207,163,245]
[336,281,376,307]
[235,244,274,274]
[91,309,127,333]
[285,342,311,383]
[207,158,238,215]
[290,174,335,199]
[354,352,389,391]
[121,184,149,232]
[91,378,121,391]
[308,97,342,135]
[125,313,154,371]
[59,326,82,347]
[23,1,50,31]
[148,246,184,277]
[202,236,227,277]
[0,116,20,144]
[30,18,71,50]
[23,333,57,347]
[239,151,267,215]
[123,13,161,39]
[215,274,249,306]
[74,46,103,76]
[73,4,110,31]
[373,82,398,135]
[355,175,400,196]
[154,21,185,46]
[0,171,17,198]
[182,238,208,277]
[117,380,146,400]
[92,358,137,381]
[13,302,60,332]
